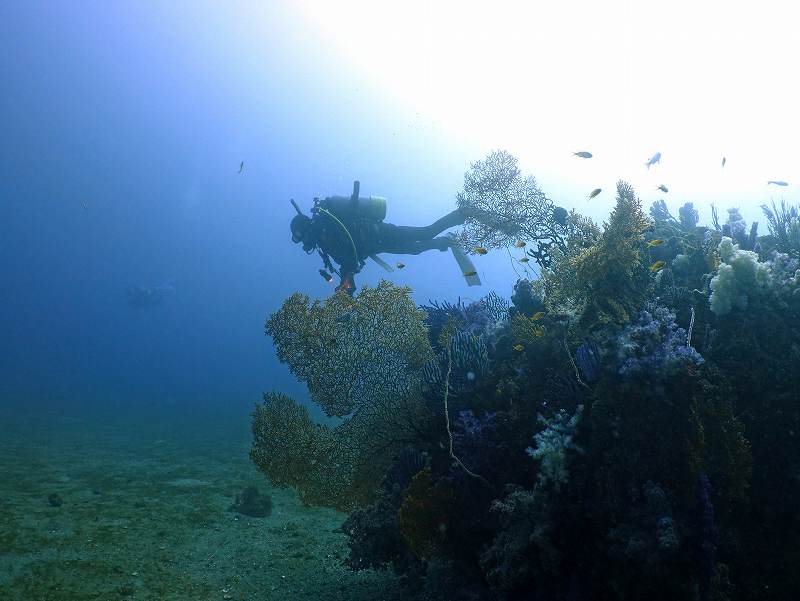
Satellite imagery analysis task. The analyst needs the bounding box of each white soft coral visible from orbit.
[709,237,771,315]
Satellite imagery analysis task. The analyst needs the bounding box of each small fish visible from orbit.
[588,188,601,200]
[721,157,726,167]
[649,260,666,272]
[473,247,488,255]
[645,152,662,169]
[514,240,526,248]
[531,311,545,321]
[513,344,525,352]
[463,270,478,277]
[519,257,530,263]
[574,151,592,158]
[238,161,244,174]
[768,180,789,186]
[396,261,405,269]
[81,200,89,210]
[647,239,664,247]
[656,184,669,193]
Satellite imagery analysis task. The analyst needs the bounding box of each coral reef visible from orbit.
[421,293,505,350]
[526,405,583,489]
[255,282,435,510]
[479,486,560,595]
[611,304,704,378]
[543,181,651,326]
[254,173,800,600]
[761,199,800,255]
[250,391,356,509]
[397,470,456,561]
[266,281,432,417]
[709,237,771,315]
[679,201,700,229]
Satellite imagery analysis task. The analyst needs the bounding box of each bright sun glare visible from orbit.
[296,0,798,219]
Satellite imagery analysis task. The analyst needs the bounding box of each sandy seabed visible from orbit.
[0,401,402,600]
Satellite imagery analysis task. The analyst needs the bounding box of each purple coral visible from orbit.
[616,305,704,378]
[455,410,497,439]
[451,410,498,479]
[422,294,504,345]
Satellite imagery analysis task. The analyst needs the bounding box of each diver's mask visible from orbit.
[290,214,316,252]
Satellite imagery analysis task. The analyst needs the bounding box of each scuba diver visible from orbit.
[290,181,480,294]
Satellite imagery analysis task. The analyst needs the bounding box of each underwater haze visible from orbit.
[1,2,799,600]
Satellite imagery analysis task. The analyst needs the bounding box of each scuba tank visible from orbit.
[319,180,387,221]
[291,181,391,283]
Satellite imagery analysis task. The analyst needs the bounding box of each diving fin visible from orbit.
[450,243,482,286]
[369,254,394,272]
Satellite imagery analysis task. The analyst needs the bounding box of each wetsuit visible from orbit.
[313,208,465,293]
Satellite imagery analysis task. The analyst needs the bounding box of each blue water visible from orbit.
[5,6,799,600]
[0,3,502,416]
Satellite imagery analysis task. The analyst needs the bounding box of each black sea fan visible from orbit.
[454,150,569,268]
[576,339,601,383]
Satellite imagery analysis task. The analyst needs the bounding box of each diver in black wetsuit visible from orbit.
[289,181,472,294]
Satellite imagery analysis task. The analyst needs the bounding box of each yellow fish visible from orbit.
[531,311,545,321]
[647,239,664,247]
[649,260,666,272]
[396,261,405,269]
[513,344,525,352]
[656,184,669,193]
[463,270,477,277]
[588,188,601,200]
[514,240,526,248]
[473,247,488,255]
[519,257,530,263]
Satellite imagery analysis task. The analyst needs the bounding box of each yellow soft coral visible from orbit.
[543,181,652,327]
[266,281,433,417]
[254,281,434,510]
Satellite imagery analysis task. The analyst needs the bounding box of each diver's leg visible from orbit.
[378,209,466,247]
[426,209,466,235]
[336,271,357,295]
